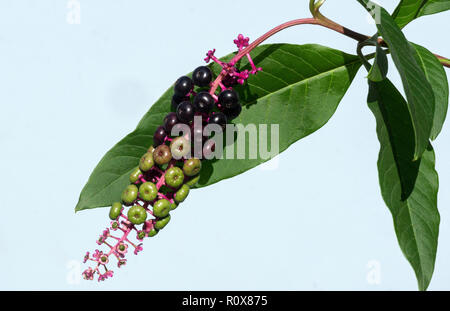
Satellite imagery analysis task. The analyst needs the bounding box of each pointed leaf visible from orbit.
[358,0,435,160]
[411,43,449,140]
[393,0,450,28]
[368,78,440,291]
[75,44,362,211]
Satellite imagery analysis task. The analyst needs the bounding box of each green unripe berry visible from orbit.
[148,228,158,237]
[129,167,142,183]
[174,184,190,203]
[170,202,178,210]
[165,167,184,188]
[138,231,146,240]
[109,202,123,220]
[153,199,171,218]
[155,214,171,230]
[139,152,155,172]
[121,184,138,204]
[185,175,200,187]
[127,205,147,225]
[183,158,201,176]
[139,182,158,201]
[148,146,155,154]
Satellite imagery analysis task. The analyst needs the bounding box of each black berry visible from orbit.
[174,76,193,97]
[163,112,179,133]
[193,92,214,114]
[218,89,239,109]
[208,112,227,129]
[172,94,189,110]
[176,101,196,123]
[223,103,242,120]
[153,126,168,146]
[192,66,212,87]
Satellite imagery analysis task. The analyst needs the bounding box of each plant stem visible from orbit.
[209,17,449,94]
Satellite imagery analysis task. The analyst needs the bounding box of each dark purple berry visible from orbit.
[163,112,178,133]
[153,126,167,146]
[192,66,212,87]
[208,112,227,129]
[193,92,214,114]
[172,94,189,110]
[218,89,239,109]
[176,101,195,124]
[174,76,193,97]
[223,103,242,120]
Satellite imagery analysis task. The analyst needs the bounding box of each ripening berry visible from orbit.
[127,205,147,225]
[192,66,212,87]
[109,202,123,220]
[170,136,191,159]
[174,184,190,203]
[121,184,138,205]
[193,91,214,114]
[155,214,171,230]
[174,76,193,97]
[139,182,158,201]
[218,89,239,109]
[165,167,185,188]
[129,167,142,183]
[183,158,201,176]
[153,199,171,218]
[153,126,168,146]
[153,144,172,165]
[139,152,155,172]
[177,101,196,124]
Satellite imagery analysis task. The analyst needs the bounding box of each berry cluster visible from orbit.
[82,34,261,281]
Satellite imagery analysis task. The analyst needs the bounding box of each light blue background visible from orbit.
[0,0,449,290]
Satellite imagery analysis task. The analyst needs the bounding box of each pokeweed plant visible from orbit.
[76,0,450,290]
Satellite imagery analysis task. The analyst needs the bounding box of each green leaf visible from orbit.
[411,43,449,140]
[393,0,450,28]
[367,44,388,82]
[419,0,450,16]
[359,35,389,82]
[75,44,362,211]
[358,0,435,160]
[368,78,440,291]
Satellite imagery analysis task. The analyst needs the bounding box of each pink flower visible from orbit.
[116,242,128,256]
[102,229,110,238]
[110,221,119,231]
[117,259,127,268]
[82,267,95,280]
[134,243,143,255]
[204,49,216,63]
[234,34,250,50]
[98,270,114,282]
[99,254,109,265]
[83,252,90,263]
[92,249,102,260]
